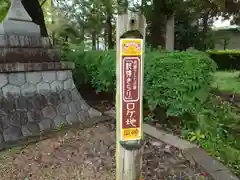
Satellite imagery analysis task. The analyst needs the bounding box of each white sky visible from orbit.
[213,17,231,28]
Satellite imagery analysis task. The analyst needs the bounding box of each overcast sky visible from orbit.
[213,17,231,28]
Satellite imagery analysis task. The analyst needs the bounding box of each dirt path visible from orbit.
[0,120,209,180]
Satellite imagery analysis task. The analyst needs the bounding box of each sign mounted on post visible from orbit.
[120,38,143,141]
[116,11,146,180]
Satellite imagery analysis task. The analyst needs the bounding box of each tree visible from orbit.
[22,0,48,36]
[1,0,238,50]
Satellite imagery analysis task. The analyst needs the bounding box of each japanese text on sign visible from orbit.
[126,102,137,127]
[122,128,140,141]
[121,101,141,141]
[123,57,140,102]
[120,38,143,141]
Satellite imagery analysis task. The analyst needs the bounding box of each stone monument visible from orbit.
[0,0,101,143]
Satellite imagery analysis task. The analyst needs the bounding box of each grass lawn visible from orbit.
[207,71,240,176]
[212,71,240,93]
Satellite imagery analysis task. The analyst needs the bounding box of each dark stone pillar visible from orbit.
[0,0,101,145]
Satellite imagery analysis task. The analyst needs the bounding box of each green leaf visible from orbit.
[190,136,196,142]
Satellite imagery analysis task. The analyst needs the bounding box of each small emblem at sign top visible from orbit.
[121,39,142,56]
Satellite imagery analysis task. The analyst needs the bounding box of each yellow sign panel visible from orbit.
[121,39,142,56]
[122,128,141,141]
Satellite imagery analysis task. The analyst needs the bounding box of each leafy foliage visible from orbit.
[181,95,240,176]
[143,50,216,116]
[62,47,216,117]
[0,0,10,23]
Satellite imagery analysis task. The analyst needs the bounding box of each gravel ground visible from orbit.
[0,120,211,180]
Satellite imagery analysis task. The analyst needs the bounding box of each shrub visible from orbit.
[207,50,240,70]
[184,95,240,176]
[63,48,216,117]
[143,50,216,116]
[61,44,89,87]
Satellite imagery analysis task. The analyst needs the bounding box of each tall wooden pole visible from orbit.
[116,11,146,180]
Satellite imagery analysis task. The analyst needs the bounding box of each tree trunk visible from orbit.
[150,0,166,49]
[165,13,175,51]
[106,13,113,49]
[104,27,108,50]
[202,10,209,50]
[65,36,68,42]
[21,0,48,37]
[92,30,96,50]
[51,0,55,46]
[97,34,100,50]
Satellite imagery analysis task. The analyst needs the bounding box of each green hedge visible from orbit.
[207,50,240,70]
[63,47,216,117]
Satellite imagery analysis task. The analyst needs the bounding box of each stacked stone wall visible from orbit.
[0,70,101,143]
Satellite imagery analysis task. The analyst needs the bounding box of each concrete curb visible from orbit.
[144,124,239,180]
[104,110,239,180]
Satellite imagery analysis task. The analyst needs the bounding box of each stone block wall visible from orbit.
[0,70,101,143]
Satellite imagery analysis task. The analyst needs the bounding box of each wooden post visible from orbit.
[116,11,146,180]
